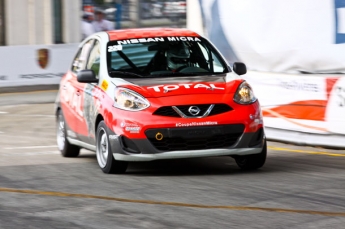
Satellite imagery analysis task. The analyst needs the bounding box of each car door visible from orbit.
[60,47,84,139]
[75,39,102,145]
[64,39,95,141]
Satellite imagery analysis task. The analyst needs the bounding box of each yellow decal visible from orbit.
[101,80,108,91]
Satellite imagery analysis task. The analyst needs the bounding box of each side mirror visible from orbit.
[77,70,98,83]
[233,62,247,75]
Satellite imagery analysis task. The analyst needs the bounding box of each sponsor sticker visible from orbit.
[109,135,117,140]
[125,126,141,133]
[121,121,141,133]
[101,80,109,91]
[175,121,218,127]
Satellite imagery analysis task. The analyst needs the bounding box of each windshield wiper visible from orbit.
[109,71,145,78]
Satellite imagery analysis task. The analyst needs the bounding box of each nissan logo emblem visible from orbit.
[188,106,201,116]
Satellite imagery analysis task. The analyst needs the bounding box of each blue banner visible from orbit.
[335,0,345,43]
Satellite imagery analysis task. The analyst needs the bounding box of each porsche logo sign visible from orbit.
[37,48,49,69]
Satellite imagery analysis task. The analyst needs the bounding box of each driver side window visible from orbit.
[71,39,94,73]
[86,40,101,78]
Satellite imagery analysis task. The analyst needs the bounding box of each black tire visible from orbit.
[96,121,128,174]
[235,140,267,170]
[56,110,80,157]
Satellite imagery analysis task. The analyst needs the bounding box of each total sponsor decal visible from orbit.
[176,121,218,127]
[147,83,224,92]
[120,121,141,133]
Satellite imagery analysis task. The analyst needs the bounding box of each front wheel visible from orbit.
[96,121,128,174]
[235,140,267,170]
[56,110,80,157]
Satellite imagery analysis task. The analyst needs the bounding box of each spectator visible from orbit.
[92,9,115,32]
[81,11,95,40]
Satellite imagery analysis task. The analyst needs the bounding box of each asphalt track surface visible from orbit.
[0,91,344,229]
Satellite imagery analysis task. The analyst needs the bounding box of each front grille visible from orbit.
[208,104,233,116]
[145,124,244,151]
[153,106,180,117]
[153,104,232,118]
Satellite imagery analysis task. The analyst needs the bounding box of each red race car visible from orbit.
[55,28,266,174]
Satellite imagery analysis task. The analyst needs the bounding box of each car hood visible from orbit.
[110,73,243,98]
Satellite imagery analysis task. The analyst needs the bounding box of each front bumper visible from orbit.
[108,125,265,162]
[113,147,262,161]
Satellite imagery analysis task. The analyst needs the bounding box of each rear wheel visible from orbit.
[56,110,80,157]
[235,140,267,170]
[96,121,128,174]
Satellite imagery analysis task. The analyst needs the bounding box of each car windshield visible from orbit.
[106,36,230,78]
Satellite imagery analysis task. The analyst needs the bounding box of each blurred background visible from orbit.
[0,0,187,46]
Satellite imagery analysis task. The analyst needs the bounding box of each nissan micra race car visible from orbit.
[55,28,266,174]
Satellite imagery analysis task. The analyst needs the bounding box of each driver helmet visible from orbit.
[166,43,191,70]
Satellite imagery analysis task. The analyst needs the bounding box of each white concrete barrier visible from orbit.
[245,71,345,147]
[0,43,78,87]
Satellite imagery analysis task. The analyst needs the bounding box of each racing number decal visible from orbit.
[108,45,123,52]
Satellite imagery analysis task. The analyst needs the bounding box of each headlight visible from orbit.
[114,88,150,111]
[233,81,257,104]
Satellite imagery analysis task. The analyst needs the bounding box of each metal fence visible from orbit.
[82,0,186,29]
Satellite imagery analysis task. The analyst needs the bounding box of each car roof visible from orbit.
[106,28,200,41]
